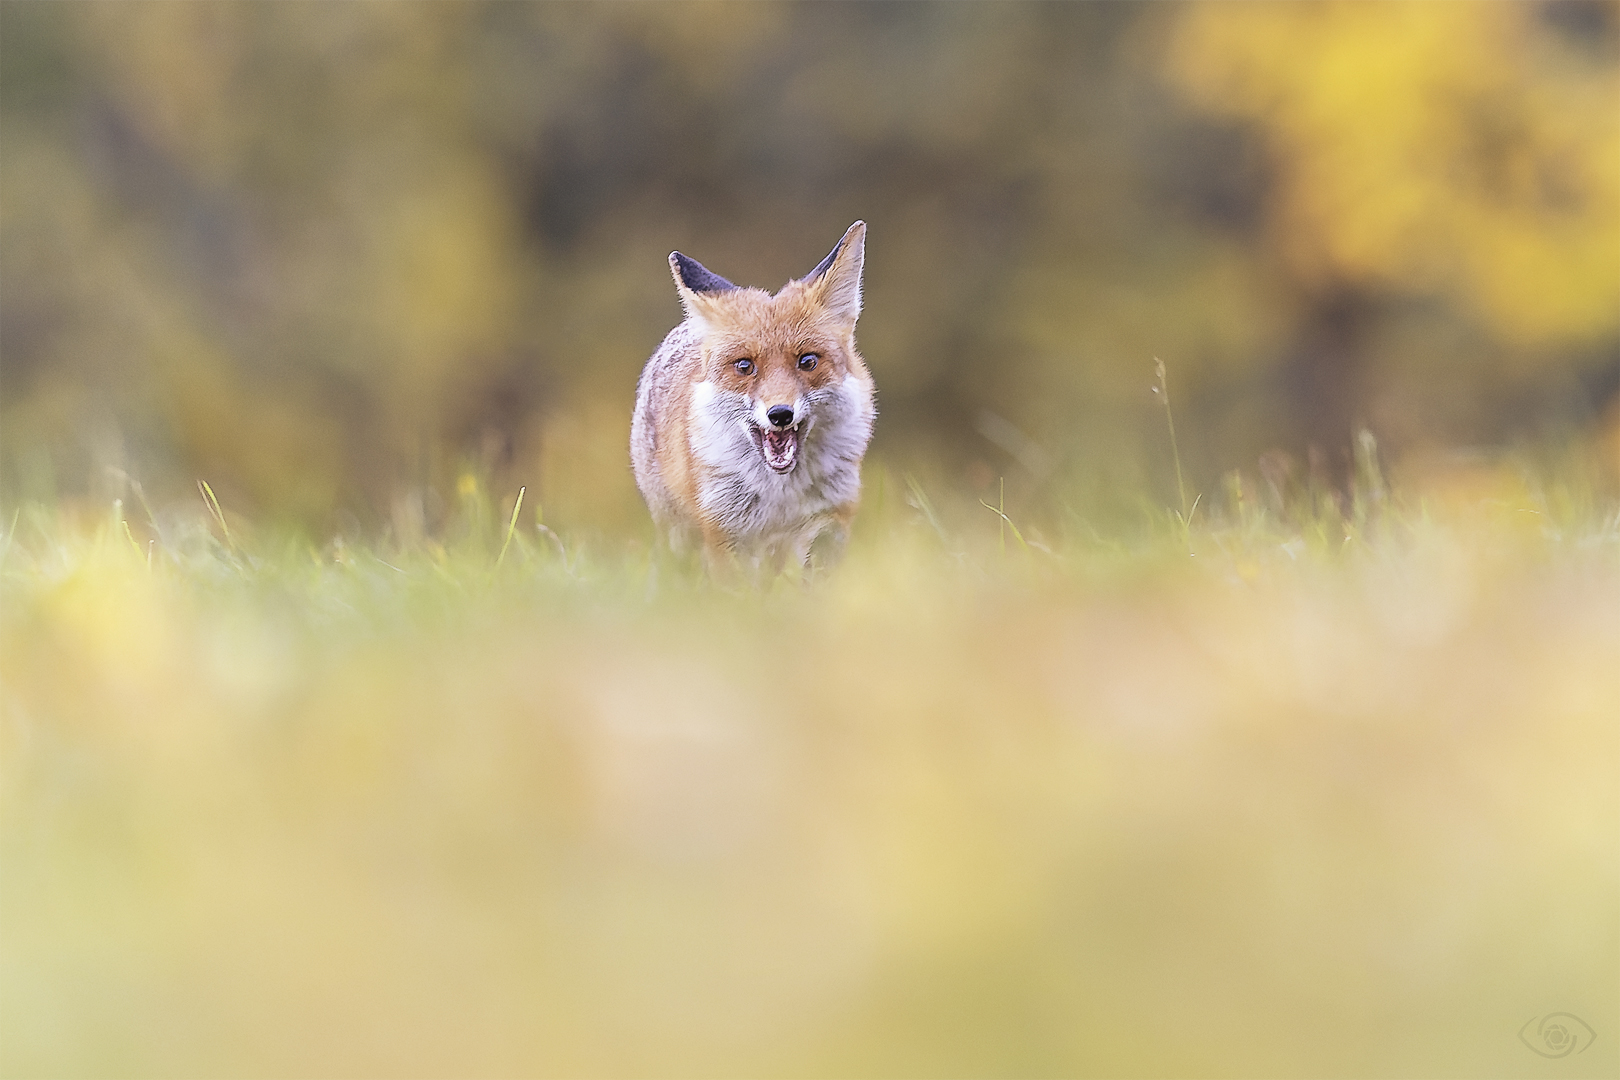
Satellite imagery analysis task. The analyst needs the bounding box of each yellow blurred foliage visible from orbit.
[1167,0,1620,348]
[0,2,1614,524]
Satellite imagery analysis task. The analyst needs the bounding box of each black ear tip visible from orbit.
[803,221,870,283]
[671,251,738,294]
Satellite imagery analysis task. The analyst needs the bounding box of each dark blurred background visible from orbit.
[2,1,1616,533]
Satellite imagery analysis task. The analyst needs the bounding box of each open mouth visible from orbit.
[750,423,801,474]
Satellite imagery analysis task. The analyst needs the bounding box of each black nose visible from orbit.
[767,405,795,428]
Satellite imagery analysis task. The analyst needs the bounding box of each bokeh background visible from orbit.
[4,6,1620,1078]
[3,0,1616,532]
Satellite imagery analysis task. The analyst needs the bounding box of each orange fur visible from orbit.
[631,222,876,570]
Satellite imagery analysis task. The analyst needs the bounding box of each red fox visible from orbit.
[631,221,876,568]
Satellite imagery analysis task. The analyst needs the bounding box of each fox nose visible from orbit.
[767,405,795,429]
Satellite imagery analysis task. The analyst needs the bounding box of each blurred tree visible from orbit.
[1164,0,1620,452]
[1,2,1614,529]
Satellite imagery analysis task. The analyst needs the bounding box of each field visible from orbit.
[2,452,1617,1078]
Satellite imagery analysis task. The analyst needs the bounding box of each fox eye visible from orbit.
[733,358,755,376]
[797,353,819,371]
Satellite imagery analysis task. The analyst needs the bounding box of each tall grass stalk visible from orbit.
[197,479,234,553]
[979,477,1028,556]
[1153,357,1188,521]
[495,486,525,570]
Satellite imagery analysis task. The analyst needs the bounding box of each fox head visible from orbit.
[669,221,868,475]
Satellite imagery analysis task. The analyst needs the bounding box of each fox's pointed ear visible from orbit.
[670,251,737,320]
[801,221,866,325]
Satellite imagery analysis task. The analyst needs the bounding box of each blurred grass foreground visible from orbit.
[2,455,1617,1078]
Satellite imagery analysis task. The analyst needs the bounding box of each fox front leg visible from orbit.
[792,513,851,573]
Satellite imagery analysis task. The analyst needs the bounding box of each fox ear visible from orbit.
[801,220,866,325]
[669,251,737,320]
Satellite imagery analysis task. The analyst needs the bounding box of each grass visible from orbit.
[2,451,1618,1078]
